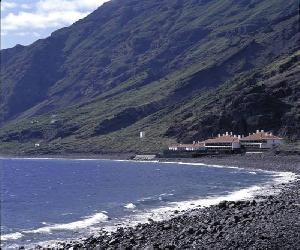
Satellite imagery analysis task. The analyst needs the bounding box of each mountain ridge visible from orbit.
[0,0,299,154]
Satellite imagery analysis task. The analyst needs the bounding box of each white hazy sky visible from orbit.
[1,0,110,49]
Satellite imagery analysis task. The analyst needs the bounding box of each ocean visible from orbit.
[0,158,290,249]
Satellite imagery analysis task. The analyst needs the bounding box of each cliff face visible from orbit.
[0,0,299,154]
[165,50,300,143]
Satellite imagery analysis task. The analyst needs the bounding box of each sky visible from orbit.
[1,0,110,49]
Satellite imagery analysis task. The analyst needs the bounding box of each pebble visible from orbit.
[37,155,300,250]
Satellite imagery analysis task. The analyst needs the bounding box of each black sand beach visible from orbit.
[31,154,300,250]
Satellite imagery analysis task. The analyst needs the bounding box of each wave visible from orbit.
[4,168,295,246]
[248,171,257,175]
[120,185,262,226]
[1,232,24,241]
[158,193,174,201]
[1,158,297,247]
[24,212,108,234]
[124,203,136,209]
[161,161,241,169]
[104,170,297,232]
[137,192,175,205]
[61,212,74,216]
[103,185,263,232]
[1,212,109,247]
[113,159,241,170]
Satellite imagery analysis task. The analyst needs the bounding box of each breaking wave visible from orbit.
[24,212,108,234]
[124,203,136,209]
[1,232,24,241]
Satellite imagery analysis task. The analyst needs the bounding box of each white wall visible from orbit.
[232,142,241,149]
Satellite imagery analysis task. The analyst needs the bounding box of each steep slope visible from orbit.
[0,49,298,155]
[1,0,298,123]
[164,50,300,142]
[0,0,299,155]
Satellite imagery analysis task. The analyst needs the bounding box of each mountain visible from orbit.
[165,50,300,142]
[0,0,299,155]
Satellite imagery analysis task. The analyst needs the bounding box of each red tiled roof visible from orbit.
[240,131,283,141]
[205,135,239,143]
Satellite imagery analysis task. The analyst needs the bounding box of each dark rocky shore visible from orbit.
[35,155,300,250]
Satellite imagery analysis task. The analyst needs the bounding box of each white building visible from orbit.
[204,132,241,150]
[168,130,284,153]
[168,142,205,151]
[140,131,145,138]
[240,130,283,150]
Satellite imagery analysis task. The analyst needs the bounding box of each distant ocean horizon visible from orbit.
[0,158,294,249]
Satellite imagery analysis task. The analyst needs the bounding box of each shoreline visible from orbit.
[1,155,299,249]
[1,152,299,170]
[1,153,299,177]
[16,154,298,250]
[63,157,299,249]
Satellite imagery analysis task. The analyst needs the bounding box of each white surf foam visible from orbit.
[104,170,298,232]
[124,203,136,209]
[158,193,174,201]
[103,185,261,232]
[1,232,24,241]
[160,161,241,169]
[24,212,108,234]
[153,171,296,216]
[2,157,297,247]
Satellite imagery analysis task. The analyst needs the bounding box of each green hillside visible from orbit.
[0,0,299,155]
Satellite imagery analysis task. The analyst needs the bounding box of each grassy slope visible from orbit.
[1,0,297,120]
[0,0,299,155]
[0,50,299,155]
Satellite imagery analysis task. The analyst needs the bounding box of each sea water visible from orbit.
[0,158,293,248]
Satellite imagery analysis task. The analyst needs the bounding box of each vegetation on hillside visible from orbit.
[0,0,298,155]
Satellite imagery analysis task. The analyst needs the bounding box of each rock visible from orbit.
[207,226,214,233]
[260,234,271,240]
[136,234,145,240]
[197,228,206,235]
[148,218,154,223]
[211,221,219,227]
[108,238,118,245]
[220,218,226,224]
[214,231,222,238]
[188,227,195,234]
[245,200,250,206]
[229,203,236,208]
[163,224,172,230]
[242,218,252,223]
[49,179,300,250]
[233,215,240,223]
[164,244,176,250]
[251,200,257,206]
[180,229,186,235]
